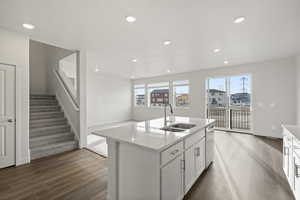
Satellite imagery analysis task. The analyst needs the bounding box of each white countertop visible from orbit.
[282,124,300,141]
[92,116,215,151]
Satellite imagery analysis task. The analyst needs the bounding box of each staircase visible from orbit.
[30,94,78,160]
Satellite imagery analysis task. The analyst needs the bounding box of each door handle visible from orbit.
[0,118,15,123]
[7,119,15,123]
[194,147,200,157]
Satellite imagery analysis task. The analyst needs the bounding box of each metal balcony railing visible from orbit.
[207,107,251,130]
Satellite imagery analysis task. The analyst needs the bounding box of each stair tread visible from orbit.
[30,132,72,140]
[30,124,70,132]
[31,140,77,151]
[30,94,55,97]
[30,94,55,96]
[31,110,63,115]
[30,117,66,123]
[30,105,60,108]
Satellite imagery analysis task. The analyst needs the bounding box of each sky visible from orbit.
[134,75,251,96]
[208,75,251,94]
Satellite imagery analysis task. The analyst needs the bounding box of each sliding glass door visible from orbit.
[206,75,251,131]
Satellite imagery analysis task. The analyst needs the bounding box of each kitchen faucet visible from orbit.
[164,103,173,127]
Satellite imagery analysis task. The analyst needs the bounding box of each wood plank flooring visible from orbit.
[0,131,295,200]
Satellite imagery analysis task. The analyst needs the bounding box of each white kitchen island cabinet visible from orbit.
[93,116,215,200]
[161,154,185,200]
[282,125,300,200]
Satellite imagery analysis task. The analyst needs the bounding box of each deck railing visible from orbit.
[207,107,251,130]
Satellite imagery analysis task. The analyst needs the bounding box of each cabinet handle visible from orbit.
[295,162,300,178]
[170,149,179,156]
[194,147,200,157]
[180,159,185,170]
[284,147,289,155]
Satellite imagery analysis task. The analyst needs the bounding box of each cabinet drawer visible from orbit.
[185,129,205,149]
[161,141,184,166]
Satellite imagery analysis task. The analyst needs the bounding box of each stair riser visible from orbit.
[31,143,78,160]
[30,113,64,120]
[30,135,74,149]
[30,121,67,129]
[30,101,58,106]
[30,127,71,137]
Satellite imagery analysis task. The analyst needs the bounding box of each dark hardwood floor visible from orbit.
[0,131,295,200]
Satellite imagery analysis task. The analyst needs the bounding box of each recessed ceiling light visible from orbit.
[132,59,138,63]
[126,16,136,23]
[22,23,35,29]
[95,68,100,72]
[163,40,171,46]
[224,60,229,64]
[167,69,171,73]
[213,48,221,53]
[234,16,245,24]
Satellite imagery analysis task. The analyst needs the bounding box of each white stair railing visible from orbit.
[53,69,79,111]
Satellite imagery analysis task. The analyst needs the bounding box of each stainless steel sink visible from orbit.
[160,123,196,132]
[160,127,185,132]
[169,123,196,129]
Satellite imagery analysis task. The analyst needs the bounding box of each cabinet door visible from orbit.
[283,136,289,178]
[184,138,206,194]
[294,155,300,199]
[184,146,196,193]
[288,142,294,187]
[195,138,206,177]
[161,154,184,200]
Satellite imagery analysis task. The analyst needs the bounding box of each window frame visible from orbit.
[147,82,170,108]
[172,80,190,108]
[133,84,146,107]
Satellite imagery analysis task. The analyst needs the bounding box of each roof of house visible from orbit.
[151,89,169,94]
[208,89,226,94]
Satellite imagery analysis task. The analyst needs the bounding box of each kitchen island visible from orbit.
[93,116,215,200]
[282,125,300,200]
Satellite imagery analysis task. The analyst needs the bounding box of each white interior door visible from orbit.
[0,64,16,168]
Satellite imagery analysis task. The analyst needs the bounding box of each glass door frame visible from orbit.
[205,74,253,133]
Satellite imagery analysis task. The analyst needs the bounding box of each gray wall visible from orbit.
[29,40,73,94]
[133,57,297,138]
[29,40,48,94]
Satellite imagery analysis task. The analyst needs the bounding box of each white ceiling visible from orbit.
[0,0,300,79]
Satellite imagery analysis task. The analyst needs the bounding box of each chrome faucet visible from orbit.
[164,103,173,127]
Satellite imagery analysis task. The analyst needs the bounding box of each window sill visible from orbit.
[174,106,191,110]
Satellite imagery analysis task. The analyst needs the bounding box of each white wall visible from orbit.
[296,55,300,125]
[133,57,297,138]
[86,68,132,128]
[0,28,30,165]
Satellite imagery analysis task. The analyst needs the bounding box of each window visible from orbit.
[148,82,169,107]
[173,80,189,107]
[134,84,145,106]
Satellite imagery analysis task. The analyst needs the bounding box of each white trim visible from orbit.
[79,51,87,148]
[55,93,79,140]
[205,74,253,132]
